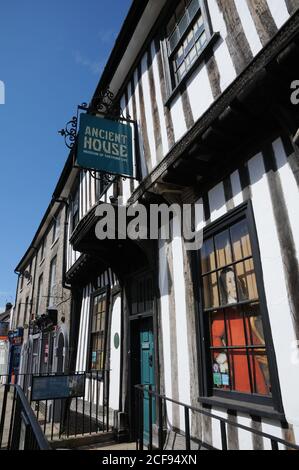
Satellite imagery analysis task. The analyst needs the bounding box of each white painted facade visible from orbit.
[15,0,299,449]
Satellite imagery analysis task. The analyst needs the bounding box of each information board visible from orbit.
[31,374,85,401]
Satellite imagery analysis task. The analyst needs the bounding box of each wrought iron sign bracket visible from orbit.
[58,103,88,150]
[59,88,140,183]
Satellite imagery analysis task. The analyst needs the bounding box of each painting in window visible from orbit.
[201,218,272,397]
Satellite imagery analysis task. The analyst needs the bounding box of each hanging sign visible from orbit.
[77,113,133,177]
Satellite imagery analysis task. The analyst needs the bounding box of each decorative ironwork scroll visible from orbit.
[58,102,88,149]
[90,88,125,120]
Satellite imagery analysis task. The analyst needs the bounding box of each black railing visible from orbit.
[0,384,50,450]
[135,385,299,451]
[0,370,111,445]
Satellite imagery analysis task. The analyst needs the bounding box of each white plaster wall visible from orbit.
[141,53,157,169]
[186,63,214,122]
[248,152,299,427]
[151,40,169,156]
[267,0,290,28]
[234,0,263,55]
[171,217,191,415]
[108,295,121,411]
[158,234,173,424]
[170,95,187,142]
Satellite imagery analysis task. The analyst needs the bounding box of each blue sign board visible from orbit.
[77,114,133,177]
[31,374,85,401]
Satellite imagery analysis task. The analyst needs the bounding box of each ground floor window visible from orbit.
[89,289,109,372]
[40,332,54,374]
[198,203,279,405]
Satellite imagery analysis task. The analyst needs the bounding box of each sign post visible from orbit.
[77,114,134,178]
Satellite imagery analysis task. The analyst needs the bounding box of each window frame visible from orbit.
[36,273,44,316]
[52,213,61,245]
[194,201,283,414]
[48,256,57,308]
[24,296,30,326]
[162,0,214,98]
[86,287,110,373]
[39,237,45,264]
[16,303,22,328]
[71,185,80,233]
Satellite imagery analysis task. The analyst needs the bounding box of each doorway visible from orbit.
[129,270,156,443]
[140,318,155,443]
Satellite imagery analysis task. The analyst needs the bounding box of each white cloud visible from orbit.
[97,29,117,45]
[73,51,103,75]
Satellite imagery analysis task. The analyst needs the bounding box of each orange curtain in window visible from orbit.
[211,311,269,395]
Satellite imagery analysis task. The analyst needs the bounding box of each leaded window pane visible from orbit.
[201,217,272,397]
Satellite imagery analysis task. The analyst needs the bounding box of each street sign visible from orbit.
[77,114,133,177]
[31,374,85,401]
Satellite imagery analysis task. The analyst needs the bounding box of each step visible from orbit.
[51,431,115,450]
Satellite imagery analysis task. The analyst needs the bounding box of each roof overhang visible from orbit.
[128,10,299,203]
[68,202,156,281]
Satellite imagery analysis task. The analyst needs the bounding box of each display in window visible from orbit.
[210,307,271,395]
[219,267,247,305]
[202,217,272,397]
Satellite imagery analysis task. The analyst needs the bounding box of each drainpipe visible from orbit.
[52,197,74,372]
[29,247,38,323]
[13,270,21,330]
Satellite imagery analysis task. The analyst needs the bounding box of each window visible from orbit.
[20,274,24,292]
[41,333,53,374]
[36,274,43,316]
[48,257,57,307]
[89,290,109,371]
[52,214,61,244]
[198,205,279,406]
[72,187,79,232]
[16,303,21,327]
[28,262,32,283]
[166,0,210,87]
[39,238,45,263]
[24,296,30,326]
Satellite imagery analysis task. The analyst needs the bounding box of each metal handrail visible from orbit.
[13,384,50,449]
[0,383,50,450]
[1,370,111,446]
[135,384,299,451]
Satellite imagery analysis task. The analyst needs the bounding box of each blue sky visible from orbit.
[0,0,131,311]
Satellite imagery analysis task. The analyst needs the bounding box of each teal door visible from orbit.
[140,323,155,444]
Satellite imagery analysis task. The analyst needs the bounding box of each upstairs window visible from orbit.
[24,296,30,326]
[20,274,24,292]
[48,256,57,308]
[36,273,44,316]
[72,187,80,232]
[39,237,45,263]
[52,214,61,244]
[16,303,22,328]
[166,0,210,87]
